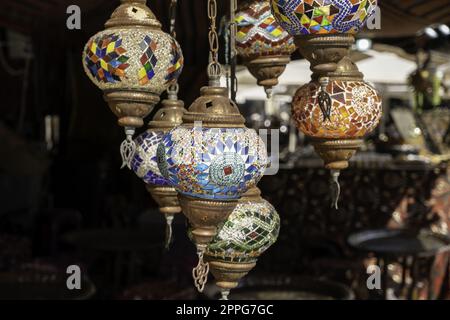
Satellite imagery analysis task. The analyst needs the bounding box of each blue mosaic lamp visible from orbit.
[205,187,280,300]
[82,0,184,169]
[131,85,185,249]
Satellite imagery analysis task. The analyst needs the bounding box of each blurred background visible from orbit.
[0,0,449,300]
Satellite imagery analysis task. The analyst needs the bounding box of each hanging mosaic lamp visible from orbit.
[205,187,280,300]
[129,0,184,250]
[156,0,268,293]
[82,0,183,169]
[157,84,268,291]
[235,0,296,97]
[131,85,185,249]
[270,0,382,208]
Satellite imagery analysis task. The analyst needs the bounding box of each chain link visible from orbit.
[207,0,222,78]
[169,0,178,38]
[168,0,179,95]
[229,0,238,100]
[229,0,237,59]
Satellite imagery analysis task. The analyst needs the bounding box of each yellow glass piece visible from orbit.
[361,0,368,10]
[339,106,349,118]
[319,6,330,16]
[263,16,275,24]
[107,42,115,54]
[235,15,245,23]
[138,68,147,79]
[359,11,367,22]
[281,14,291,24]
[310,19,319,27]
[237,31,247,39]
[100,59,108,71]
[271,28,283,37]
[300,15,310,25]
[90,42,97,54]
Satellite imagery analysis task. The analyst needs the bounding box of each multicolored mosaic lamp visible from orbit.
[270,0,382,208]
[271,0,377,35]
[205,187,280,300]
[235,0,296,97]
[131,85,185,249]
[157,85,268,291]
[82,0,183,168]
[156,0,268,293]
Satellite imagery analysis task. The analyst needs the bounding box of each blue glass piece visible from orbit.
[196,163,209,172]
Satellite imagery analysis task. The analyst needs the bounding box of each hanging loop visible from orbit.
[207,61,222,78]
[208,31,220,54]
[229,0,237,101]
[167,83,179,100]
[169,0,178,38]
[206,0,222,81]
[207,0,217,20]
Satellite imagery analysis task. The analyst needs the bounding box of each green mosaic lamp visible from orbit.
[82,0,183,168]
[205,187,280,300]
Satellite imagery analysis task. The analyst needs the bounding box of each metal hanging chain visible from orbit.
[219,15,230,92]
[229,0,238,102]
[168,0,179,97]
[207,0,222,81]
[169,0,178,38]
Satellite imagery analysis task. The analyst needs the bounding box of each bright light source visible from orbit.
[280,125,288,133]
[250,113,263,122]
[355,38,372,51]
[438,24,450,35]
[424,27,439,39]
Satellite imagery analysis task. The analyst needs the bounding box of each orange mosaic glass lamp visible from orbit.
[293,80,382,140]
[271,0,382,208]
